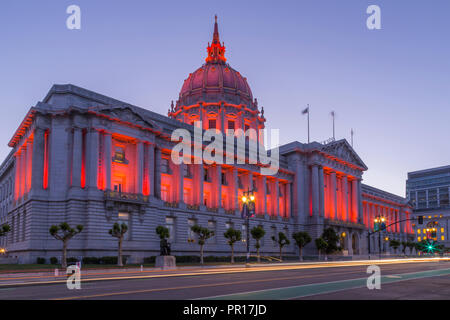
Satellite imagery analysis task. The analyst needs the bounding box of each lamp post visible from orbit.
[241,188,255,265]
[373,216,386,259]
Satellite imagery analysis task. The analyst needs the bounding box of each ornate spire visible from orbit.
[206,15,226,63]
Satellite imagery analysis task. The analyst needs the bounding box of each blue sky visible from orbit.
[1,0,449,196]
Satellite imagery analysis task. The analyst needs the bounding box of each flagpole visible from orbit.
[307,104,310,143]
[331,111,335,140]
[351,129,354,147]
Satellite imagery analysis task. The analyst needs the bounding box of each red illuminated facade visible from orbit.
[0,17,414,263]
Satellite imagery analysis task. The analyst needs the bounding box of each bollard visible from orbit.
[140,265,143,272]
[54,268,59,277]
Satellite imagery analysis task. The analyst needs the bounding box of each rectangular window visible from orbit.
[188,219,197,242]
[208,221,216,244]
[208,119,216,130]
[418,191,426,209]
[165,217,175,242]
[225,222,234,230]
[118,212,130,240]
[161,185,170,202]
[439,187,449,207]
[161,158,171,174]
[221,171,227,185]
[241,224,247,243]
[227,120,235,130]
[428,189,437,208]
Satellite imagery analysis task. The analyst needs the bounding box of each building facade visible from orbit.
[0,18,414,263]
[407,165,450,248]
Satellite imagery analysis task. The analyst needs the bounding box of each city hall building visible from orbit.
[0,18,414,263]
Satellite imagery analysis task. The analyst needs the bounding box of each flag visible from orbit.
[302,107,309,115]
[330,111,335,117]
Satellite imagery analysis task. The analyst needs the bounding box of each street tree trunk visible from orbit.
[231,244,234,264]
[279,247,282,261]
[299,246,303,261]
[200,245,204,265]
[62,240,68,268]
[118,237,123,267]
[257,241,261,263]
[318,250,321,261]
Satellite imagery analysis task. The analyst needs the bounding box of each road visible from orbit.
[0,258,449,300]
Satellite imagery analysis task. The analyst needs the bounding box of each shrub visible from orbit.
[143,256,156,264]
[36,257,46,264]
[82,257,100,264]
[49,257,58,265]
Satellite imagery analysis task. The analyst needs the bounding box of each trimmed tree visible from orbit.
[401,241,408,256]
[271,232,290,261]
[292,231,311,261]
[109,223,128,266]
[406,241,416,255]
[49,223,83,268]
[191,225,214,264]
[321,227,341,258]
[251,226,266,263]
[315,237,328,260]
[224,228,241,264]
[156,226,170,240]
[389,239,401,255]
[0,224,11,237]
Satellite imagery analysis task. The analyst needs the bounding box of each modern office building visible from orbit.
[0,17,414,263]
[407,165,450,248]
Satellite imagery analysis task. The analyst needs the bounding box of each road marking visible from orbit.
[200,267,450,300]
[1,258,447,288]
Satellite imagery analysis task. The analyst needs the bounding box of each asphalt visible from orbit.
[0,258,448,300]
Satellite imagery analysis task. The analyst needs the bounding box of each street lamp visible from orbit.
[372,215,386,259]
[241,188,255,265]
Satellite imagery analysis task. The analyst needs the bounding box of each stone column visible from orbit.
[330,171,337,220]
[147,144,155,196]
[215,165,222,208]
[31,127,45,192]
[311,165,319,217]
[171,160,184,203]
[86,129,99,190]
[14,151,21,199]
[259,175,267,215]
[357,179,363,224]
[103,133,112,191]
[286,182,291,218]
[22,145,28,194]
[71,128,83,188]
[26,140,33,194]
[274,180,280,217]
[232,167,239,211]
[318,166,325,217]
[136,141,144,194]
[352,179,358,222]
[194,164,204,206]
[154,146,162,199]
[342,175,349,221]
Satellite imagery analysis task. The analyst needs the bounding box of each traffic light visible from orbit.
[418,216,424,224]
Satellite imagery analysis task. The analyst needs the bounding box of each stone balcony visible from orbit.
[104,190,149,205]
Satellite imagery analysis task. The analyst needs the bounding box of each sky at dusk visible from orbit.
[1,0,449,197]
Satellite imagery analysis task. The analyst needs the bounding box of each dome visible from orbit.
[177,62,254,108]
[169,16,265,132]
[175,15,255,110]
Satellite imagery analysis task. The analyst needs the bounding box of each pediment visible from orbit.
[321,139,367,170]
[93,105,161,131]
